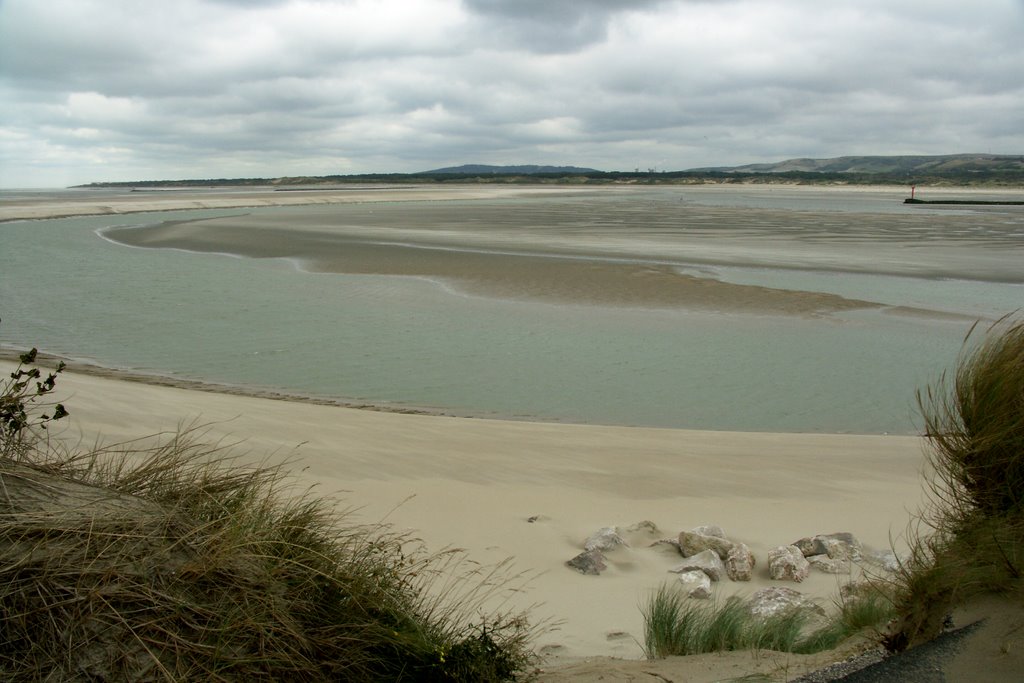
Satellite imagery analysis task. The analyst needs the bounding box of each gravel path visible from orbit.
[790,620,984,683]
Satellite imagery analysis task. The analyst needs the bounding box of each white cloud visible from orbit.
[64,92,147,123]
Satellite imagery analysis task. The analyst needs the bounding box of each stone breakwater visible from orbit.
[565,521,900,615]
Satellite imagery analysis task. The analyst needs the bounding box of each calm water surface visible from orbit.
[2,186,1022,433]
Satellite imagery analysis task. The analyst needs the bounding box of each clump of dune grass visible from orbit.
[0,350,538,681]
[886,315,1024,650]
[918,316,1024,518]
[835,589,897,635]
[641,584,894,659]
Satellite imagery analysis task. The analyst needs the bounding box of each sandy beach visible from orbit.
[10,359,929,678]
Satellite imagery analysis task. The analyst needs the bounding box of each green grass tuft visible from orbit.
[642,583,896,659]
[647,581,897,663]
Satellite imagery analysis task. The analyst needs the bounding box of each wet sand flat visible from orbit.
[0,185,564,222]
[105,218,879,314]
[94,183,1024,317]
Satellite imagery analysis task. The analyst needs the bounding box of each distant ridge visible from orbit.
[75,154,1022,189]
[422,164,600,175]
[690,153,1024,175]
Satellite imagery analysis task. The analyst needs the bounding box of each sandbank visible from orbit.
[103,217,879,315]
[0,185,573,223]
[91,183,1024,315]
[10,360,930,678]
[6,182,1021,226]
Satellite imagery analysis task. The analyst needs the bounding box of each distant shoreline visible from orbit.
[72,174,1024,191]
[69,152,1024,190]
[6,182,1024,224]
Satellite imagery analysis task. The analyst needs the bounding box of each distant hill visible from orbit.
[422,164,601,175]
[75,154,1023,189]
[691,153,1024,175]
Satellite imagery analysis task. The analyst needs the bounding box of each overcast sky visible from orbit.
[1,0,1022,187]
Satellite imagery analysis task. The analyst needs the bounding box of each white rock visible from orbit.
[584,527,628,552]
[792,533,862,560]
[692,524,727,539]
[725,543,756,581]
[768,545,811,582]
[808,554,851,574]
[669,549,727,582]
[748,586,826,619]
[679,529,734,559]
[822,538,855,561]
[677,569,713,599]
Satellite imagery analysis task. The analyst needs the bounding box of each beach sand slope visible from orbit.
[5,361,932,677]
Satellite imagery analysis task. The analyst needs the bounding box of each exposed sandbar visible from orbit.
[104,217,879,315]
[0,185,570,222]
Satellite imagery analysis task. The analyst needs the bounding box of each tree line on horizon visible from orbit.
[76,154,1024,189]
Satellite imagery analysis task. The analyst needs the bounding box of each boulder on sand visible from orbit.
[768,544,810,582]
[584,527,628,553]
[748,586,826,619]
[669,549,727,582]
[725,543,756,581]
[679,528,734,559]
[677,569,713,599]
[567,549,607,575]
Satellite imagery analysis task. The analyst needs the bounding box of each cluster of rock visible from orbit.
[565,522,900,602]
[565,522,649,576]
[664,525,756,599]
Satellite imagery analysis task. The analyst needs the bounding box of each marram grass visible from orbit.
[1,351,540,682]
[886,316,1024,650]
[917,316,1024,519]
[641,585,894,659]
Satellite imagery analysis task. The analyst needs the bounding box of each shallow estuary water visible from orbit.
[2,185,1022,433]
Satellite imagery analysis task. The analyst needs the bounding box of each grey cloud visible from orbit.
[1,0,1022,186]
[462,0,672,21]
[0,5,157,89]
[204,0,289,6]
[461,0,676,52]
